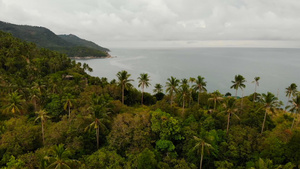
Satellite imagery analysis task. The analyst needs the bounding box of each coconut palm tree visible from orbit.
[208,91,223,111]
[46,144,79,169]
[222,98,239,134]
[230,74,246,98]
[260,92,280,134]
[62,94,75,119]
[83,63,93,73]
[252,77,260,102]
[178,80,189,115]
[193,76,207,105]
[3,91,25,116]
[30,88,41,111]
[285,83,298,108]
[85,94,111,149]
[288,94,300,129]
[138,73,151,105]
[153,83,163,94]
[188,77,196,106]
[35,109,50,145]
[116,70,134,104]
[193,136,213,169]
[166,76,180,107]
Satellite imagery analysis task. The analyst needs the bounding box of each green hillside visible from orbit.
[59,34,109,52]
[1,30,300,168]
[0,21,109,57]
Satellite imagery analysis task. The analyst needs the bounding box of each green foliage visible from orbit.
[156,140,176,152]
[1,30,300,169]
[6,155,25,169]
[136,148,157,169]
[225,125,259,165]
[84,148,124,169]
[108,111,152,155]
[0,117,41,157]
[214,160,234,169]
[45,144,79,169]
[150,109,184,141]
[58,34,109,51]
[0,21,109,58]
[45,94,63,120]
[286,131,300,165]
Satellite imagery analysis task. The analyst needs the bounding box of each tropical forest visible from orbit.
[1,30,300,169]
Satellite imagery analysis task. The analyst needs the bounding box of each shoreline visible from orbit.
[70,53,116,60]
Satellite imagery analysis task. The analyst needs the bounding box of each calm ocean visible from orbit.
[76,47,300,103]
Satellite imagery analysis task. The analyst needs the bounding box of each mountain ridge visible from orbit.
[0,20,109,57]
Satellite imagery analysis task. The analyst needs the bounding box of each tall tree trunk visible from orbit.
[227,113,231,134]
[198,92,200,105]
[253,84,257,102]
[189,91,192,108]
[42,121,45,145]
[200,143,204,169]
[68,104,70,119]
[141,86,144,105]
[291,116,296,130]
[182,97,185,116]
[241,89,244,108]
[235,89,238,98]
[286,96,291,110]
[122,85,124,104]
[170,90,173,107]
[96,126,99,149]
[261,109,268,134]
[214,100,216,111]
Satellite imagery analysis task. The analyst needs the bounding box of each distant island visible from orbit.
[0,20,110,58]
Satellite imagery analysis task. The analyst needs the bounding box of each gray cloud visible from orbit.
[1,0,300,47]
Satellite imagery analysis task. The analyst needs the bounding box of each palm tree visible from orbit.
[35,109,50,145]
[188,77,196,106]
[288,94,300,129]
[166,76,180,107]
[193,76,207,105]
[178,80,189,115]
[3,91,25,115]
[230,74,246,98]
[222,98,239,134]
[85,94,110,149]
[62,94,75,119]
[116,70,134,104]
[83,63,93,73]
[138,73,151,105]
[46,144,79,169]
[260,92,280,134]
[153,83,163,94]
[252,77,260,102]
[208,91,223,111]
[30,88,41,111]
[285,83,298,108]
[193,136,213,169]
[32,80,46,95]
[181,78,189,86]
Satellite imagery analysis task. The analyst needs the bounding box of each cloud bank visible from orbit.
[1,0,300,47]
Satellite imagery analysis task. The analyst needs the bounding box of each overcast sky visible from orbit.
[1,0,300,48]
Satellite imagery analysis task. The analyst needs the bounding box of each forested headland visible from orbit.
[0,30,300,169]
[0,21,110,58]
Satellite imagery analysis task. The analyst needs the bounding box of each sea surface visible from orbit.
[76,47,300,103]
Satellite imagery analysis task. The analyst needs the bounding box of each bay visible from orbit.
[76,47,300,103]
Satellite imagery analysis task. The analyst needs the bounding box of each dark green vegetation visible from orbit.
[0,21,109,58]
[1,31,300,169]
